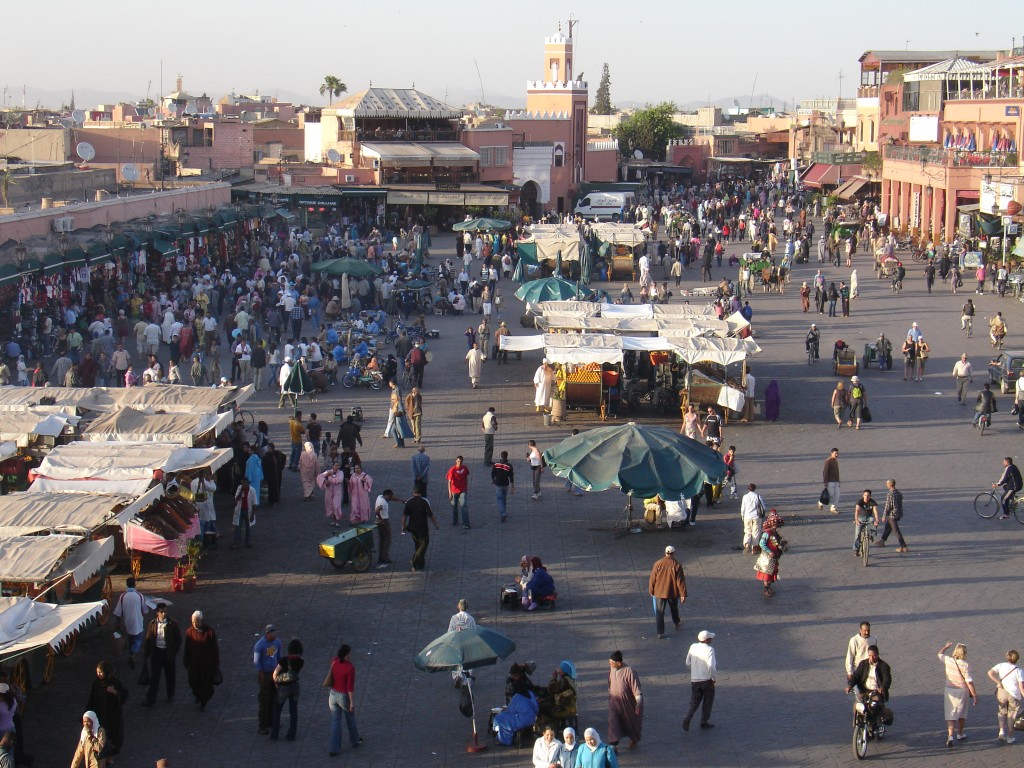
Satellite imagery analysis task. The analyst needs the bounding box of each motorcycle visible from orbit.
[851,690,890,760]
[341,366,384,390]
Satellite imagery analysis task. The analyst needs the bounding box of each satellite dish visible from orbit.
[59,118,75,129]
[733,99,740,108]
[72,110,86,124]
[76,142,96,162]
[327,148,341,164]
[146,107,156,117]
[633,149,644,160]
[121,163,140,182]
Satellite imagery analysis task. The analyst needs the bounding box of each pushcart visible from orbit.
[832,341,859,377]
[863,337,893,370]
[318,524,376,571]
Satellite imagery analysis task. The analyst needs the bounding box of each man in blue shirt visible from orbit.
[253,624,283,734]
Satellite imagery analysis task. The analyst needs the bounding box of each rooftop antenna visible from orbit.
[748,72,758,110]
[473,60,486,105]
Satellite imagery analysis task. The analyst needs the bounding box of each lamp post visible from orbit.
[14,241,27,272]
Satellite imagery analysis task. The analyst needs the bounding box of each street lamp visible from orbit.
[57,233,70,261]
[175,208,187,228]
[14,241,27,271]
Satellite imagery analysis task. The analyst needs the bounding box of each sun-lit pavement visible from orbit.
[23,223,1024,767]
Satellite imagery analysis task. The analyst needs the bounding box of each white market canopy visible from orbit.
[598,303,717,319]
[81,408,233,446]
[0,596,107,657]
[538,314,732,337]
[0,384,252,414]
[591,223,648,245]
[0,442,17,462]
[34,444,232,494]
[522,225,583,262]
[0,534,112,585]
[502,333,760,365]
[0,411,80,446]
[0,489,160,534]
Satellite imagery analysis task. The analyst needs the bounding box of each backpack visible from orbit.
[851,385,863,399]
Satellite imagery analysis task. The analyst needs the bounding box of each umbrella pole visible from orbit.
[464,672,487,752]
[615,492,640,533]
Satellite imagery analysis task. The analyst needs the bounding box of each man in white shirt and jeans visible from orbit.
[112,577,149,669]
[739,484,766,554]
[683,630,717,731]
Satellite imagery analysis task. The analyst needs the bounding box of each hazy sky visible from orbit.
[6,0,1021,108]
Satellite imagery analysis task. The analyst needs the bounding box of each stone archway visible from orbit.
[520,180,541,220]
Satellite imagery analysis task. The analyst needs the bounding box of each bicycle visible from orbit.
[807,341,819,366]
[856,523,875,567]
[962,316,973,337]
[234,407,255,430]
[974,488,1024,523]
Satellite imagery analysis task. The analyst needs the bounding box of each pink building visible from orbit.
[505,26,619,217]
[163,118,254,174]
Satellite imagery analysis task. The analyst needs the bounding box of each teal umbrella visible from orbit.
[514,276,594,303]
[542,422,727,502]
[415,626,516,751]
[452,218,511,232]
[311,257,382,278]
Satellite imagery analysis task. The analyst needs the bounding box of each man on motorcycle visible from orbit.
[805,324,820,360]
[845,645,892,703]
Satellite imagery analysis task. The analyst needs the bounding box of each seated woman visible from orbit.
[493,686,539,746]
[522,557,555,611]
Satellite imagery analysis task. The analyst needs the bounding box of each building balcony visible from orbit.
[337,128,460,143]
[858,85,880,99]
[884,144,1017,168]
[381,169,480,185]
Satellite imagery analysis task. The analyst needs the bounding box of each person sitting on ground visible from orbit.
[521,556,555,611]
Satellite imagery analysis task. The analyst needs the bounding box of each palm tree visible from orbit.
[319,76,348,105]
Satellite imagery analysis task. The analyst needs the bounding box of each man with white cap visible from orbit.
[683,630,717,731]
[648,546,687,639]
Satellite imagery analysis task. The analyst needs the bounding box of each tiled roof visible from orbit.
[326,88,462,119]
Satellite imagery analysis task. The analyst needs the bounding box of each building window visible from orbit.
[869,122,875,143]
[479,146,508,167]
[553,146,564,167]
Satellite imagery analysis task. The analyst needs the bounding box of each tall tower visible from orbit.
[525,21,589,183]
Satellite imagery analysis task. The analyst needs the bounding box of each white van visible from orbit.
[573,191,634,221]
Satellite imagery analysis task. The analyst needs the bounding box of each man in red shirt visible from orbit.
[446,456,471,529]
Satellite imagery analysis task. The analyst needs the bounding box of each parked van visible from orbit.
[573,191,634,221]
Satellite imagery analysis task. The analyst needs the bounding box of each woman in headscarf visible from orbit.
[560,727,578,768]
[574,728,619,768]
[347,465,373,524]
[298,442,318,501]
[70,711,106,768]
[763,380,781,422]
[755,510,787,598]
[317,462,345,526]
[84,662,127,766]
[532,725,567,768]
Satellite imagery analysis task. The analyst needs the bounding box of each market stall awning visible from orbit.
[0,442,16,462]
[599,303,716,319]
[834,175,872,201]
[81,409,233,446]
[151,240,179,256]
[50,536,114,589]
[0,535,88,583]
[0,597,107,657]
[0,487,161,533]
[660,336,762,365]
[123,515,200,558]
[275,208,297,221]
[36,444,232,483]
[0,412,78,446]
[361,142,480,167]
[0,384,251,414]
[801,163,838,189]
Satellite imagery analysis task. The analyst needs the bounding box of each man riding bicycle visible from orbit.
[994,457,1023,520]
[853,490,880,558]
[806,324,820,361]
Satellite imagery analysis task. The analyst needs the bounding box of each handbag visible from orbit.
[753,550,777,575]
[111,631,126,658]
[819,487,831,506]
[861,406,873,423]
[1015,710,1024,731]
[213,668,224,686]
[138,663,152,686]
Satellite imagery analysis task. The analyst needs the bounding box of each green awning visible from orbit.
[63,249,88,268]
[340,187,387,198]
[151,240,178,256]
[42,252,65,275]
[109,234,135,253]
[87,242,109,258]
[275,208,297,221]
[194,218,214,235]
[0,263,20,286]
[153,227,182,240]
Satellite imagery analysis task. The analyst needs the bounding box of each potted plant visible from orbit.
[549,367,567,423]
[173,537,202,592]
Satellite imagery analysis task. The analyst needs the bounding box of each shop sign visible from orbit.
[388,191,429,204]
[1006,106,1021,117]
[428,192,465,205]
[465,193,510,206]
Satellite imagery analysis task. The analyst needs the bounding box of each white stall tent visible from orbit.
[0,384,252,414]
[80,409,233,446]
[0,596,107,657]
[0,534,110,584]
[0,489,160,534]
[502,333,760,366]
[0,442,16,462]
[0,412,79,446]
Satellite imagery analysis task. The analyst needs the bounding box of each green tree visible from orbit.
[591,63,613,115]
[613,102,684,161]
[319,75,348,105]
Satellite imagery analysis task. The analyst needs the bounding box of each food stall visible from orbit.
[591,224,648,281]
[79,408,234,448]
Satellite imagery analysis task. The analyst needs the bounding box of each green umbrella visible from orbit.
[514,276,594,303]
[413,626,516,673]
[414,626,515,751]
[281,363,316,398]
[452,217,512,232]
[311,257,383,278]
[542,422,726,502]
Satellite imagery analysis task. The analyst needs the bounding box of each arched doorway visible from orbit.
[520,181,540,220]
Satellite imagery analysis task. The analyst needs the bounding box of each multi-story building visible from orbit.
[855,49,1000,152]
[879,53,1022,244]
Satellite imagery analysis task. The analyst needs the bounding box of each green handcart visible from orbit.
[318,525,376,571]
